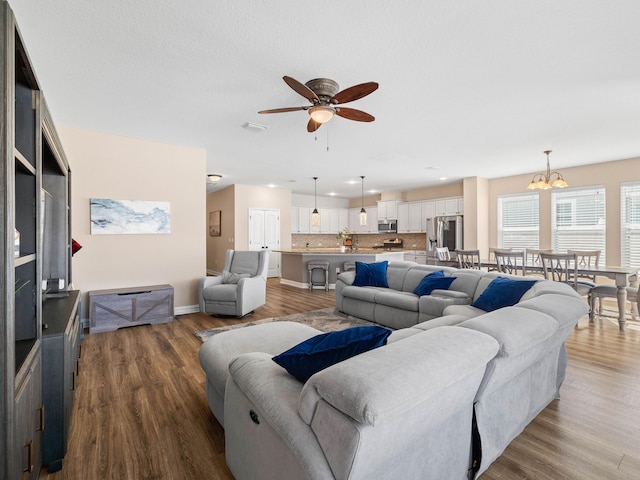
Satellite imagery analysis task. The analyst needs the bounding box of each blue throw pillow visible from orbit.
[272,326,392,382]
[414,271,455,296]
[472,276,537,312]
[353,261,389,288]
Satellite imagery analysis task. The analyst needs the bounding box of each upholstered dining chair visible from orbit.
[494,250,526,276]
[539,252,596,300]
[456,249,482,269]
[199,249,269,317]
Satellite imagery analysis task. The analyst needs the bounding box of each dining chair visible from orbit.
[456,249,482,269]
[488,248,512,272]
[494,250,526,276]
[523,249,552,277]
[589,276,639,322]
[539,252,596,299]
[435,247,451,261]
[568,250,601,282]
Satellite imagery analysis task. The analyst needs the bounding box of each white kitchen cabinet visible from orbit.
[423,201,436,220]
[457,197,464,214]
[377,200,398,221]
[397,203,409,233]
[367,207,378,233]
[435,197,463,216]
[408,202,424,232]
[291,206,310,233]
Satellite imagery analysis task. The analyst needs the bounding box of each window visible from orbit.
[497,193,539,250]
[551,186,606,264]
[621,182,640,267]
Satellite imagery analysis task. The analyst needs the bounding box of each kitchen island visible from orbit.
[278,249,406,289]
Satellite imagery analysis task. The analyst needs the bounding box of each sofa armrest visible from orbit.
[418,291,472,317]
[336,271,356,286]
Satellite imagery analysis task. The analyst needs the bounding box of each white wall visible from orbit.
[59,126,207,317]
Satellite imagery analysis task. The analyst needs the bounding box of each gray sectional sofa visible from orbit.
[198,261,589,479]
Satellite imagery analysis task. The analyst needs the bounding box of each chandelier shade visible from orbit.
[526,150,568,190]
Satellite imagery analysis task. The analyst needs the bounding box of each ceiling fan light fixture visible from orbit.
[309,106,335,124]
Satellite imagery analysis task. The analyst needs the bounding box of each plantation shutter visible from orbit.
[551,186,606,264]
[621,182,640,267]
[497,193,539,250]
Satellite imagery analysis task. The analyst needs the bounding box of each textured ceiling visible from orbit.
[9,0,640,198]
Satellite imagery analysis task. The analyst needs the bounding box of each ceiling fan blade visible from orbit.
[332,82,379,104]
[258,106,308,114]
[335,107,375,122]
[283,76,319,103]
[307,118,321,132]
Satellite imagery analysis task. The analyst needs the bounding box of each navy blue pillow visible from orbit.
[414,271,455,296]
[353,261,389,288]
[272,326,392,382]
[472,276,537,312]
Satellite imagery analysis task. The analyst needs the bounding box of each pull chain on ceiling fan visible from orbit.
[258,76,378,132]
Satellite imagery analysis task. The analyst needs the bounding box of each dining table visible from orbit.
[430,257,638,331]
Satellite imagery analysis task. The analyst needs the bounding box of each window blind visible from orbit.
[621,182,640,267]
[497,193,539,250]
[551,186,606,264]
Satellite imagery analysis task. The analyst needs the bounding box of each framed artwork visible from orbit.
[209,210,221,236]
[90,198,170,234]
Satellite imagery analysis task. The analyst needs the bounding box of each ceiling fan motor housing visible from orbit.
[305,78,339,102]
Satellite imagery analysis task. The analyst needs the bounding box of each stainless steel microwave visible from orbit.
[378,221,397,233]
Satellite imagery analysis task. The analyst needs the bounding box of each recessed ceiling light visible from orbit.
[346,180,358,185]
[439,177,447,181]
[266,184,277,188]
[328,192,338,196]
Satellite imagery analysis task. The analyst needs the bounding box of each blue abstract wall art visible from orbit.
[90,198,171,234]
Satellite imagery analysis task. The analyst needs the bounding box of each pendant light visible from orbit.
[359,176,367,226]
[311,177,320,226]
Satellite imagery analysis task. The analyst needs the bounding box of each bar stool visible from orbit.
[343,261,356,272]
[308,260,330,291]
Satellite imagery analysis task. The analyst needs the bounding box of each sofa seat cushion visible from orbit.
[272,326,392,382]
[374,290,420,311]
[442,304,486,319]
[340,285,385,302]
[202,283,238,302]
[419,291,472,317]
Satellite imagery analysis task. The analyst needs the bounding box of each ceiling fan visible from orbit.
[258,76,378,132]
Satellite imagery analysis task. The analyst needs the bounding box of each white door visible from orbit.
[249,208,281,277]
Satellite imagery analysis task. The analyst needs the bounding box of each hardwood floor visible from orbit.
[41,279,640,479]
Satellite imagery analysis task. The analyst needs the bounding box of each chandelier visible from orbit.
[526,150,568,190]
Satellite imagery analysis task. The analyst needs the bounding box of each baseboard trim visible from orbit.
[279,278,335,290]
[175,304,200,315]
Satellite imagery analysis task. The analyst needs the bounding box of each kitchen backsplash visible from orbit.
[292,233,426,250]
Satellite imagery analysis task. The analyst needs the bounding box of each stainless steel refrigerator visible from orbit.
[426,215,463,253]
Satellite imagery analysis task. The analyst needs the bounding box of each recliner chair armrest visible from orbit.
[236,275,267,316]
[199,276,224,312]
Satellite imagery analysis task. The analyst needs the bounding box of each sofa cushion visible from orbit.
[353,261,389,288]
[471,277,537,312]
[272,326,392,382]
[414,271,456,296]
[375,290,420,311]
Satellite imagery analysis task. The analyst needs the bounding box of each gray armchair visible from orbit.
[199,249,269,317]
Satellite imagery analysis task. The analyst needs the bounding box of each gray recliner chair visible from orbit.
[199,249,269,317]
